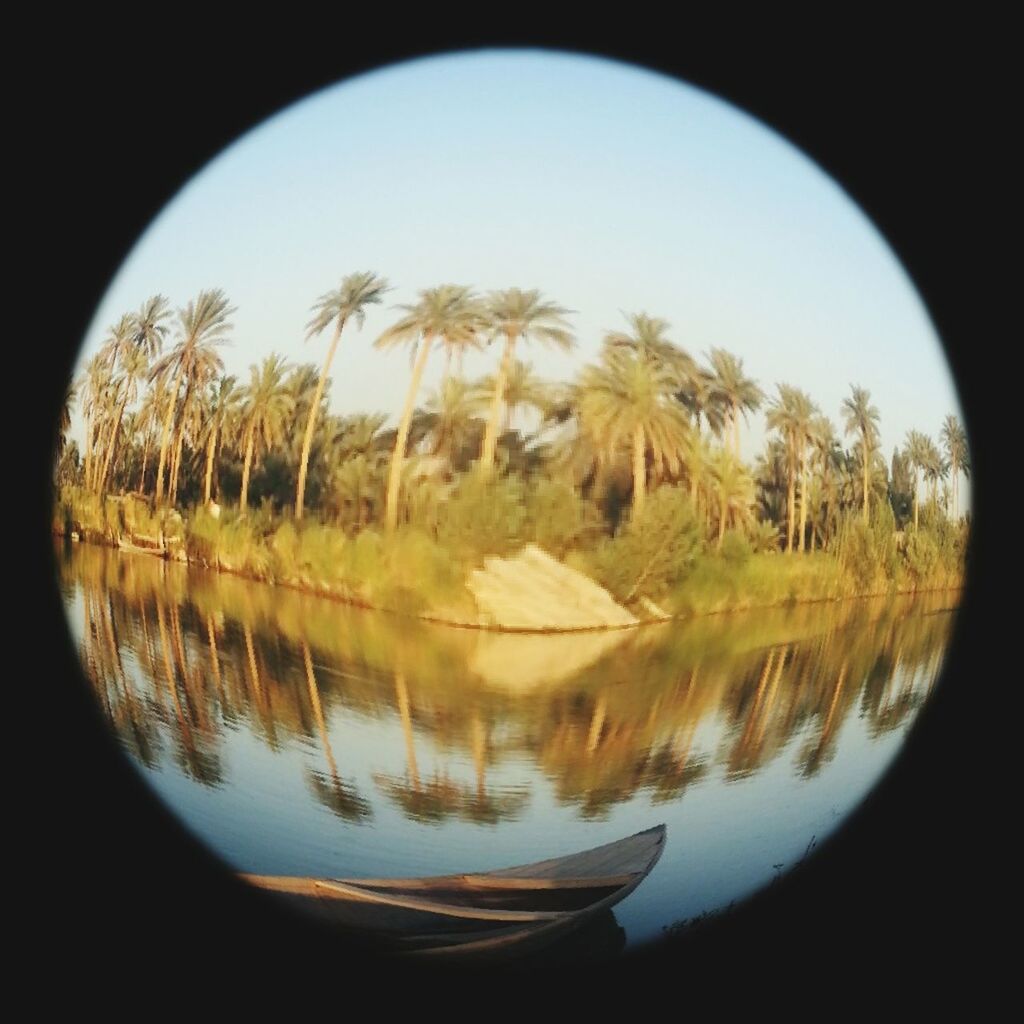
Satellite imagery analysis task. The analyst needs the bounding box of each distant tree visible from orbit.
[841,385,881,524]
[375,285,489,531]
[478,288,573,475]
[297,272,389,520]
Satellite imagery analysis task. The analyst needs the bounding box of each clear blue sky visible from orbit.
[70,49,966,494]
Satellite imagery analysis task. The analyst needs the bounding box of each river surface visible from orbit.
[58,543,957,956]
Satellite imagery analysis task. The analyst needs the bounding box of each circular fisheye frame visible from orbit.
[53,50,969,966]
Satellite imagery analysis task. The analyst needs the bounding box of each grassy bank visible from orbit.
[53,484,965,628]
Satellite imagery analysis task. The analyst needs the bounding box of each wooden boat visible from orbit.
[241,824,665,960]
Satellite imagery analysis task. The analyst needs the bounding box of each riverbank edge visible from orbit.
[54,528,964,635]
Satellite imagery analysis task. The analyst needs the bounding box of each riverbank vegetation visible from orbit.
[53,276,970,623]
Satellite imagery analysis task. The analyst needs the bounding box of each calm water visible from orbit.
[59,543,956,954]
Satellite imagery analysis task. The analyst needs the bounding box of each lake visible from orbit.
[58,542,957,957]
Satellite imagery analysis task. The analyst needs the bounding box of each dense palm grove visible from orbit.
[53,273,970,616]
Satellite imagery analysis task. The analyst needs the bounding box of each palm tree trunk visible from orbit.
[479,332,515,475]
[297,316,345,520]
[798,441,808,553]
[786,453,796,553]
[385,336,434,532]
[170,423,185,506]
[83,409,94,493]
[240,424,255,512]
[138,427,152,494]
[630,422,646,527]
[155,365,185,504]
[732,399,740,458]
[913,469,919,532]
[717,490,727,550]
[862,433,869,524]
[204,427,217,505]
[99,391,130,494]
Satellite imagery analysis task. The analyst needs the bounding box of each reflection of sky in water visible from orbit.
[64,547,948,951]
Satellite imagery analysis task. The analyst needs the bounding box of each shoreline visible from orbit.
[54,529,964,635]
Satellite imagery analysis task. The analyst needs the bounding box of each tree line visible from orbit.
[55,273,970,561]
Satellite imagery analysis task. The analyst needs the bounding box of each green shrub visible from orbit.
[435,474,528,559]
[586,486,701,603]
[719,530,752,566]
[523,478,604,558]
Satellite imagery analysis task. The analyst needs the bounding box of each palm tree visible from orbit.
[131,295,172,359]
[478,288,573,474]
[420,377,483,468]
[766,384,814,553]
[150,290,235,505]
[474,359,552,434]
[375,285,489,531]
[677,365,728,439]
[841,385,881,524]
[237,355,295,512]
[920,436,946,513]
[82,353,113,492]
[197,376,240,505]
[296,272,389,520]
[706,348,764,458]
[903,429,930,531]
[577,343,691,525]
[793,391,819,553]
[940,414,968,520]
[56,379,76,461]
[810,416,842,549]
[709,448,754,549]
[605,313,695,380]
[98,344,150,493]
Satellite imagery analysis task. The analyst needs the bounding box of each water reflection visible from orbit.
[61,543,955,946]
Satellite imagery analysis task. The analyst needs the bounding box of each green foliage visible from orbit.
[586,486,701,603]
[719,529,752,566]
[904,529,939,582]
[434,474,528,559]
[522,478,604,558]
[747,519,781,554]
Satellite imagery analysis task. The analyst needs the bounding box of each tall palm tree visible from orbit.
[375,285,489,531]
[237,355,295,512]
[82,353,113,492]
[131,295,172,359]
[474,359,552,434]
[940,414,968,520]
[766,384,814,553]
[677,365,728,439]
[296,272,389,520]
[478,288,573,474]
[56,379,76,461]
[150,290,235,505]
[99,344,150,493]
[709,448,754,549]
[841,384,881,524]
[903,429,930,531]
[577,343,691,525]
[420,377,483,467]
[920,436,946,513]
[810,416,842,549]
[197,376,240,505]
[706,348,764,458]
[794,391,819,553]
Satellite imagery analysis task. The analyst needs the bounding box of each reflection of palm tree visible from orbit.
[303,642,371,822]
